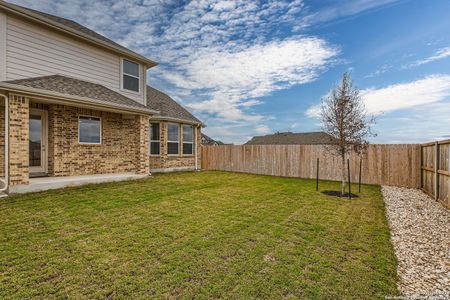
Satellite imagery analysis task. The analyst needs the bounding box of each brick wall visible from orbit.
[9,94,29,185]
[149,120,201,171]
[0,94,200,185]
[48,104,149,177]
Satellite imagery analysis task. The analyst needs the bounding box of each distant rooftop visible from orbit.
[245,131,337,145]
[201,133,224,145]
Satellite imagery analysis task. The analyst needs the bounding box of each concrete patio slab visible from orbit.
[9,173,150,194]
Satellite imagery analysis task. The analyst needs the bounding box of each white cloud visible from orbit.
[407,46,450,68]
[361,74,450,114]
[305,104,321,118]
[255,125,270,134]
[8,0,349,144]
[181,37,338,121]
[299,0,401,29]
[306,74,450,118]
[364,64,391,78]
[373,101,450,143]
[304,74,450,143]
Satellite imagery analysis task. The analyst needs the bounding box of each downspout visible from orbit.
[194,125,199,171]
[0,93,8,192]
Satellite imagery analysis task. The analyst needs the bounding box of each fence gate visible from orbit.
[421,139,450,208]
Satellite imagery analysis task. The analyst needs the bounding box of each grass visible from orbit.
[0,171,398,299]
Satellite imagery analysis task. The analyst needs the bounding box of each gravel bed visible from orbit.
[382,186,450,297]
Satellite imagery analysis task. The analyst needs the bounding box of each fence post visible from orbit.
[434,141,439,201]
[347,159,351,200]
[419,145,422,190]
[316,158,319,191]
[358,158,362,193]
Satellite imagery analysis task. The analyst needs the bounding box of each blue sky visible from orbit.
[10,0,450,144]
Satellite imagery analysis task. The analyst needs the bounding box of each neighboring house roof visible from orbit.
[245,132,338,145]
[0,1,157,67]
[146,86,204,126]
[0,75,157,115]
[201,133,224,145]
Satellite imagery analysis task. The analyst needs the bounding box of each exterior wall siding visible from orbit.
[5,16,146,104]
[0,12,6,81]
[149,120,201,171]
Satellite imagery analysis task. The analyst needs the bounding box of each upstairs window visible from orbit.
[167,123,179,155]
[149,122,160,155]
[182,125,194,155]
[79,116,101,144]
[122,59,140,92]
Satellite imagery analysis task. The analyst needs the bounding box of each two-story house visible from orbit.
[0,1,204,194]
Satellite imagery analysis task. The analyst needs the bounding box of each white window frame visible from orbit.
[78,115,102,145]
[121,58,140,94]
[149,122,160,156]
[182,125,194,156]
[167,123,180,156]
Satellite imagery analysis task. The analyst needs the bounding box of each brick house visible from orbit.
[0,1,204,194]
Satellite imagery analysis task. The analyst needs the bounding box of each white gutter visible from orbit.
[194,125,200,171]
[0,93,8,192]
[151,116,206,128]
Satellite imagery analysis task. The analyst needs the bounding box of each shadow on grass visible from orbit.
[321,190,360,198]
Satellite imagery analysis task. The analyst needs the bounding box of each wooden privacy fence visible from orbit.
[421,140,450,208]
[202,144,421,188]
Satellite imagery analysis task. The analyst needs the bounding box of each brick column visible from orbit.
[160,121,167,168]
[136,114,150,174]
[9,94,29,185]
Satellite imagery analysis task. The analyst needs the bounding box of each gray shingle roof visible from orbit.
[0,1,156,66]
[245,132,337,145]
[2,75,155,113]
[146,86,203,125]
[201,133,224,145]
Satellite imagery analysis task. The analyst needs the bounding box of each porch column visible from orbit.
[9,94,29,185]
[136,115,150,174]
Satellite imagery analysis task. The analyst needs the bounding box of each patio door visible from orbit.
[29,109,48,175]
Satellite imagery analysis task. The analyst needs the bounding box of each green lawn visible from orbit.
[0,171,398,299]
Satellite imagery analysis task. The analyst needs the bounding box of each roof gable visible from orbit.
[0,1,157,67]
[146,86,203,125]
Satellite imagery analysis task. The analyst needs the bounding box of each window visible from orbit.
[167,123,179,155]
[149,122,160,155]
[182,125,194,155]
[122,59,140,92]
[79,116,101,144]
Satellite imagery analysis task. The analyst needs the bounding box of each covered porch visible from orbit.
[0,76,156,194]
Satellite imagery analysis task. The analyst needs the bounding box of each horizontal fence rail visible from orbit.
[202,144,421,189]
[421,139,450,208]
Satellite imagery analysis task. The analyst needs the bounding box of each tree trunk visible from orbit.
[341,154,346,196]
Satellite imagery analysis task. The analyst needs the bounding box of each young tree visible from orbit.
[320,72,375,196]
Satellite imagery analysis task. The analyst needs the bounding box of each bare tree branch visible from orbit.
[320,72,376,196]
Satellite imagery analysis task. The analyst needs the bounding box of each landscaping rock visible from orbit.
[382,186,450,297]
